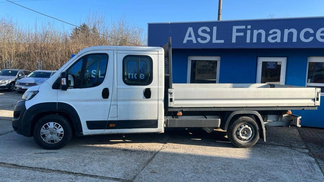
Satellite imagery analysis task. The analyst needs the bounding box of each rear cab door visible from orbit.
[104,48,164,133]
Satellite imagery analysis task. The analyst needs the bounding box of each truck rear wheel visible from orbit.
[33,114,72,149]
[228,116,260,148]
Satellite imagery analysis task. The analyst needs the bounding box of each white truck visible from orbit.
[12,39,321,149]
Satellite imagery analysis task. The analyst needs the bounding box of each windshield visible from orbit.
[28,71,52,78]
[0,70,18,76]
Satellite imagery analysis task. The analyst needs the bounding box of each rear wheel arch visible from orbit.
[222,111,266,142]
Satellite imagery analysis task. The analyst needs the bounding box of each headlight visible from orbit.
[22,91,39,101]
[0,80,10,84]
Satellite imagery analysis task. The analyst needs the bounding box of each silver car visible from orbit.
[15,70,56,93]
[0,69,31,91]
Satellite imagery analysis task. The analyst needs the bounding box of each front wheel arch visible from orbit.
[26,102,83,137]
[31,111,76,137]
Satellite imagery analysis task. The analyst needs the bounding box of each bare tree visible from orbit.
[0,14,145,71]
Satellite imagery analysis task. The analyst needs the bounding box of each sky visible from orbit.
[1,0,324,35]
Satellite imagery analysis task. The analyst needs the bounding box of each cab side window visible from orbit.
[67,54,108,89]
[123,55,153,85]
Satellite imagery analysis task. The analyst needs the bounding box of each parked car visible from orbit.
[0,69,31,91]
[15,70,56,93]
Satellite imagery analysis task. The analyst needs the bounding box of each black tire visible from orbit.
[33,114,72,149]
[227,116,260,148]
[8,82,15,91]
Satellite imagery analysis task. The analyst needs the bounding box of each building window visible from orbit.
[307,57,324,93]
[256,57,287,85]
[123,55,153,85]
[187,56,220,83]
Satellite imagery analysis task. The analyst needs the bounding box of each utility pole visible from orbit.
[218,0,222,21]
[5,59,11,69]
[37,60,43,70]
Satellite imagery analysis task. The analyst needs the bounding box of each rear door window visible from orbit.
[123,55,153,85]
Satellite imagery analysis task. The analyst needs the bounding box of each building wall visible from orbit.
[172,48,324,127]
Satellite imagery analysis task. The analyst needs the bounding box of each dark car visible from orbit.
[15,70,56,93]
[0,69,31,91]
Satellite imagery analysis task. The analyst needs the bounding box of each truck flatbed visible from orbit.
[168,83,321,110]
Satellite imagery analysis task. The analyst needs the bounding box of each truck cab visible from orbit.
[13,46,165,149]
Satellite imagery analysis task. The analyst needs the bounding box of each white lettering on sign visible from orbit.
[183,26,224,44]
[182,25,324,44]
[316,28,324,42]
[268,29,281,43]
[183,27,196,43]
[253,29,266,43]
[246,25,251,43]
[197,26,210,43]
[212,27,224,43]
[232,26,245,43]
[300,28,314,42]
[284,29,297,42]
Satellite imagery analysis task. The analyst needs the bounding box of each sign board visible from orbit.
[148,17,324,49]
[266,62,277,69]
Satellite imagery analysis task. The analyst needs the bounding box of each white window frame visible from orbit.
[306,57,324,95]
[187,56,221,83]
[256,57,287,85]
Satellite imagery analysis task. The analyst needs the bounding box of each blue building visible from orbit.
[148,17,324,128]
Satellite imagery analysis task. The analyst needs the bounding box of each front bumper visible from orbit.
[15,85,29,92]
[12,100,34,137]
[0,83,10,90]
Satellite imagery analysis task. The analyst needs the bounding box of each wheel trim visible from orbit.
[236,123,254,141]
[40,122,64,144]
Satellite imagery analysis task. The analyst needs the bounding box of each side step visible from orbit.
[165,116,221,128]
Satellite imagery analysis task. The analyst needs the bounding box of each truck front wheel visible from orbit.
[33,114,72,149]
[228,116,260,148]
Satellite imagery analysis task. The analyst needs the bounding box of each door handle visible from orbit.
[143,88,151,99]
[102,88,109,99]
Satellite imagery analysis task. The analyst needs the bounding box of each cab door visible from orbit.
[58,51,113,135]
[107,51,160,133]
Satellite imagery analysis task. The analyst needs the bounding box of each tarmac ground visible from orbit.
[0,90,323,182]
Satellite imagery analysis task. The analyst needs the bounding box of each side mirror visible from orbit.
[18,74,23,79]
[60,72,68,91]
[68,74,74,88]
